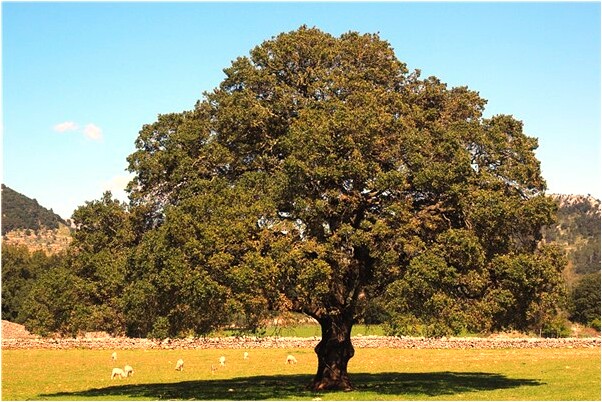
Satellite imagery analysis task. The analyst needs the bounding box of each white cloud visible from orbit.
[101,174,134,202]
[53,121,79,132]
[83,123,103,141]
[53,121,103,141]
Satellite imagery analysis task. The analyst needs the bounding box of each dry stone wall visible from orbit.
[2,335,599,350]
[2,321,599,350]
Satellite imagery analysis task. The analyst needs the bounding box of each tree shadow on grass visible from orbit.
[351,372,543,397]
[40,372,543,400]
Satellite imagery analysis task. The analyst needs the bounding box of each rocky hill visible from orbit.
[542,194,601,282]
[1,184,66,234]
[1,184,72,254]
[553,194,601,211]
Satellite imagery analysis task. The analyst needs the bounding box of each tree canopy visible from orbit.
[121,26,564,390]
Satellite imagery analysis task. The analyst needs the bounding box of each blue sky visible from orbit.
[2,2,600,219]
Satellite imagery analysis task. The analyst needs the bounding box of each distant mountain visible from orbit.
[542,194,601,281]
[1,184,66,236]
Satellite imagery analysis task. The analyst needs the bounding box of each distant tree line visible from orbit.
[1,184,66,235]
[1,244,63,324]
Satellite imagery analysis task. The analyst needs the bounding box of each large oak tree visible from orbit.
[126,27,563,390]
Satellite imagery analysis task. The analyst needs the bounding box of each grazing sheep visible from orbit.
[111,368,126,379]
[286,354,297,364]
[243,352,249,360]
[124,365,134,377]
[111,352,117,361]
[219,356,226,366]
[175,358,184,371]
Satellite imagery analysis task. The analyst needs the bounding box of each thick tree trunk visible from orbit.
[310,313,355,391]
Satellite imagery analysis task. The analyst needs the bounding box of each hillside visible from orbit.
[542,194,601,282]
[1,184,72,254]
[1,184,66,235]
[2,224,73,255]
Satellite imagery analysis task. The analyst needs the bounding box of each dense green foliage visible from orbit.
[570,273,601,330]
[18,193,133,336]
[1,244,62,323]
[3,28,584,358]
[1,184,66,235]
[384,244,568,337]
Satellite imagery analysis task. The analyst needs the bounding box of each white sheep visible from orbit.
[243,352,249,360]
[286,354,297,364]
[219,356,226,366]
[111,352,117,361]
[124,365,134,377]
[111,368,126,379]
[175,358,184,371]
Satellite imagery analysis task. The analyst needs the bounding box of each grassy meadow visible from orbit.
[2,346,600,400]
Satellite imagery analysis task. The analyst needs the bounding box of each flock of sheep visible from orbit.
[110,352,134,379]
[109,351,298,379]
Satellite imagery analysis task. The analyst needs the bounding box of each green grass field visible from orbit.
[2,347,599,400]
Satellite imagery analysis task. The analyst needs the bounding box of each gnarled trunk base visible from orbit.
[310,314,355,391]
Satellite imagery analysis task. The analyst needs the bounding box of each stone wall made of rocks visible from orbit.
[2,335,599,350]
